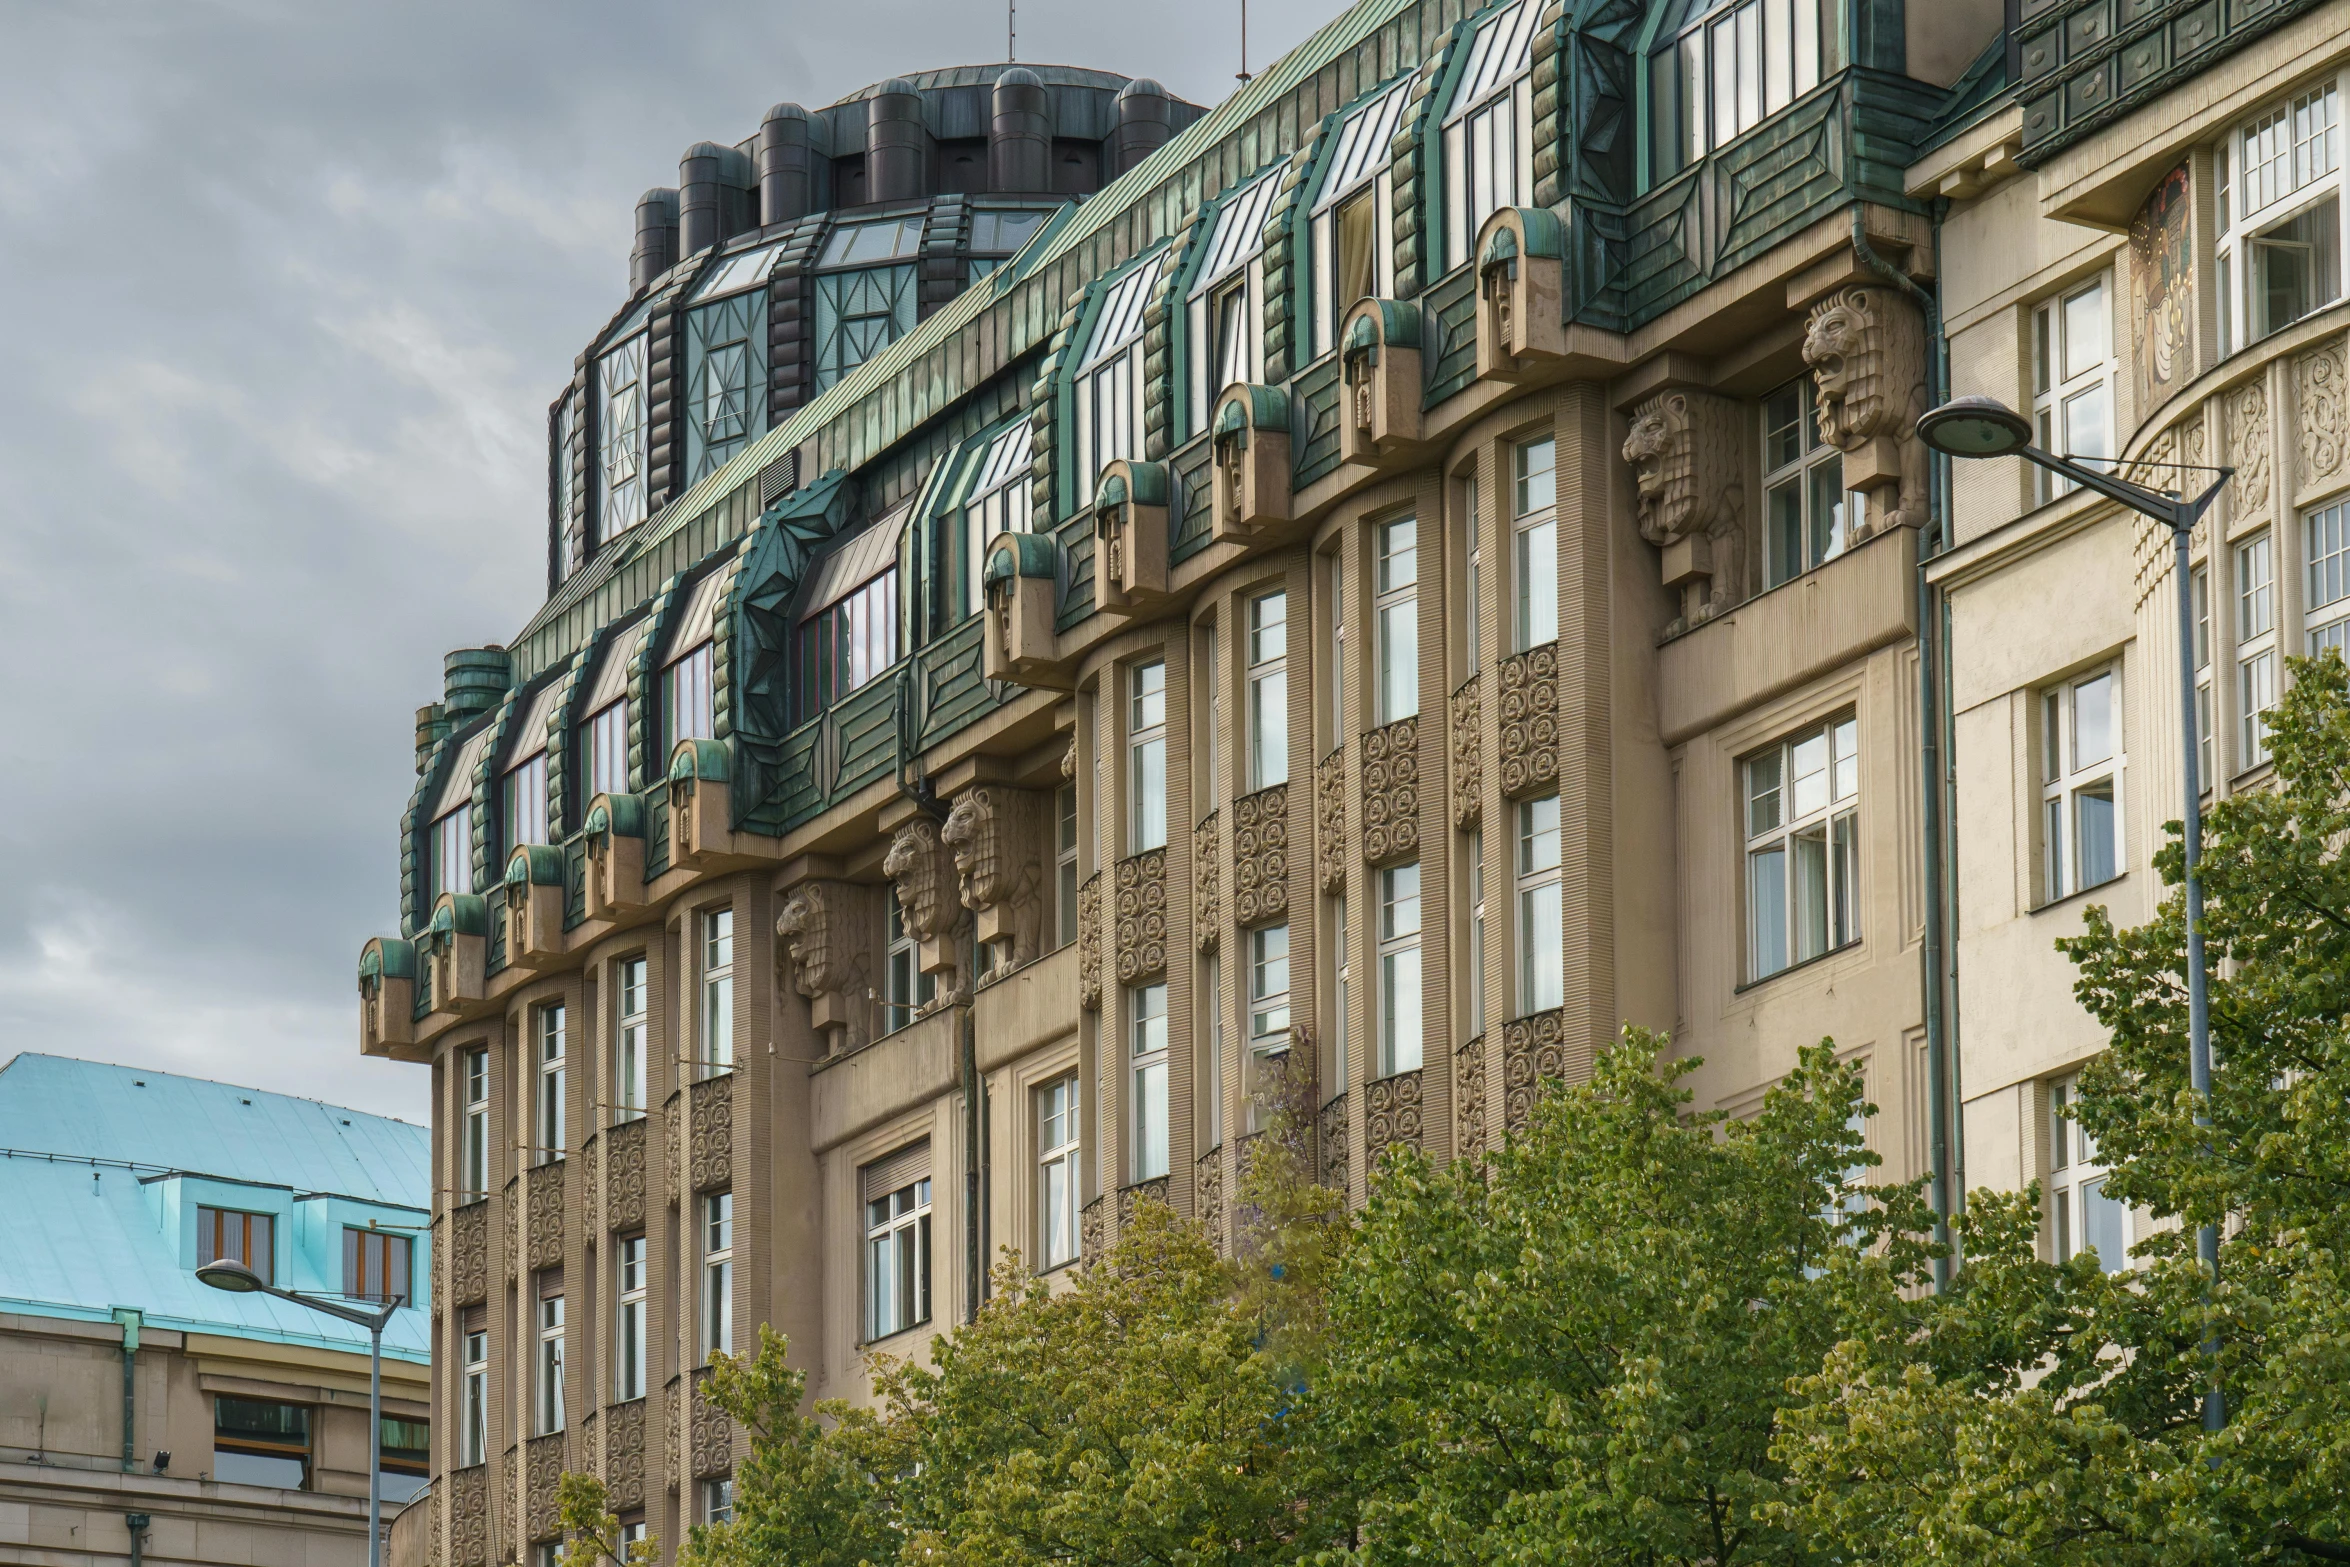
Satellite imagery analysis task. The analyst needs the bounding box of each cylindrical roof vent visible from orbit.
[759,102,816,225]
[867,78,928,204]
[443,645,512,724]
[414,703,451,774]
[989,67,1051,193]
[679,141,755,255]
[630,187,679,292]
[1114,78,1173,176]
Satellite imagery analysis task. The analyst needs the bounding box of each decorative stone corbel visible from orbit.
[982,531,1065,686]
[940,785,1047,973]
[1210,384,1293,541]
[500,845,567,972]
[883,819,967,990]
[1622,390,1748,635]
[419,893,490,1018]
[1801,284,1930,538]
[774,879,877,1055]
[1475,206,1566,380]
[1092,460,1172,615]
[1340,300,1423,463]
[666,739,741,867]
[358,937,418,1056]
[581,793,650,923]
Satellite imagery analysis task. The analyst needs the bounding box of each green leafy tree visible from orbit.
[555,1471,656,1567]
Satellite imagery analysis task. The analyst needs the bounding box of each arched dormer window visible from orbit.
[1441,0,1543,270]
[1073,249,1169,508]
[1185,171,1284,432]
[1310,79,1411,359]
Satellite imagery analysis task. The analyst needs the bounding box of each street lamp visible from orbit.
[197,1260,402,1567]
[1916,394,2230,1432]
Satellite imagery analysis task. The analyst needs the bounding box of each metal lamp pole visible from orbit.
[1917,396,2231,1431]
[198,1260,401,1566]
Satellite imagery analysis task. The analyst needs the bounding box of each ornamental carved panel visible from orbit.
[606,1116,647,1231]
[1364,1070,1423,1164]
[450,1463,488,1565]
[1078,873,1103,1010]
[690,1074,733,1193]
[582,1138,599,1227]
[664,1379,681,1471]
[690,1368,732,1478]
[1113,849,1169,984]
[524,1433,562,1541]
[1451,677,1482,829]
[1194,811,1221,951]
[452,1200,488,1307]
[1316,748,1347,892]
[663,1097,682,1187]
[606,1397,646,1509]
[1457,1035,1487,1158]
[941,785,1048,967]
[1359,717,1419,866]
[1497,645,1559,800]
[1801,284,1929,535]
[2298,337,2346,493]
[1116,1176,1170,1229]
[1195,1149,1224,1249]
[525,1161,564,1271]
[2228,380,2270,514]
[1231,784,1289,926]
[497,1449,516,1548]
[1502,1009,1567,1133]
[1318,1093,1350,1192]
[1080,1195,1105,1265]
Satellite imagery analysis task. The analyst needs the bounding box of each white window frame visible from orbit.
[1378,862,1423,1076]
[504,754,548,851]
[701,907,734,1071]
[2031,275,2115,506]
[535,1004,565,1163]
[664,643,715,753]
[1515,796,1563,1013]
[2216,79,2345,353]
[2041,666,2124,903]
[1130,982,1170,1182]
[1375,516,1419,724]
[702,1192,733,1360]
[1038,1075,1082,1269]
[2048,1075,2132,1272]
[2237,530,2277,766]
[460,1328,488,1466]
[1512,437,1558,651]
[2305,499,2350,655]
[1743,716,1860,982]
[864,1174,932,1341]
[1762,377,1856,584]
[1248,923,1292,1050]
[615,956,648,1120]
[1076,254,1167,506]
[1311,79,1407,357]
[615,1235,646,1400]
[1441,0,1541,268]
[462,1049,488,1199]
[1186,176,1280,428]
[536,1290,565,1436]
[962,422,1034,618]
[1466,831,1487,1037]
[1247,592,1289,789]
[587,701,628,798]
[430,803,471,902]
[1130,659,1169,851]
[1056,783,1081,948]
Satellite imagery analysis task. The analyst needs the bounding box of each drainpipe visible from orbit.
[110,1308,142,1471]
[1850,206,1959,1288]
[127,1513,150,1567]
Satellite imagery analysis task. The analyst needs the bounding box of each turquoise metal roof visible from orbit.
[0,1054,432,1363]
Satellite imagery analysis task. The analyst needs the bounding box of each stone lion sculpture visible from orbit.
[1622,389,1746,633]
[940,787,1044,966]
[1801,285,1930,537]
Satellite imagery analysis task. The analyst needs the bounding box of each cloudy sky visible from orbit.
[0,0,1338,1126]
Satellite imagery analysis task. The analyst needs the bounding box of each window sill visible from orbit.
[2030,872,2126,915]
[860,1318,933,1350]
[1734,938,1861,995]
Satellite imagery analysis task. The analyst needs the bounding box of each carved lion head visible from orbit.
[940,789,1003,907]
[1802,286,1890,448]
[1622,393,1696,545]
[774,884,827,997]
[884,821,950,936]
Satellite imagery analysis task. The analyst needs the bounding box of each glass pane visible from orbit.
[1765,385,1803,470]
[1830,808,1857,949]
[1748,844,1788,977]
[1764,0,1792,113]
[1379,517,1418,591]
[1832,718,1858,801]
[2076,779,2117,888]
[1381,863,1422,936]
[1792,821,1830,962]
[2082,1175,2128,1271]
[1806,459,1843,567]
[1514,437,1556,515]
[1521,882,1564,1011]
[1518,794,1562,873]
[2072,673,2113,767]
[1250,669,1288,789]
[2033,305,2052,395]
[2044,794,2067,900]
[1382,947,1423,1073]
[1517,518,1558,647]
[2063,381,2109,463]
[1789,730,1830,819]
[1378,599,1418,722]
[1746,750,1782,836]
[2061,281,2107,382]
[2049,1082,2069,1169]
[1134,1060,1169,1180]
[1767,478,1803,584]
[1134,735,1167,850]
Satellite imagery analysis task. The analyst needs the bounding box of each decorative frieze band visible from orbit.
[524,1433,563,1541]
[690,1367,732,1478]
[606,1397,646,1509]
[2298,337,2346,495]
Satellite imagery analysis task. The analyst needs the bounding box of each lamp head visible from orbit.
[195,1260,264,1294]
[1917,395,2034,458]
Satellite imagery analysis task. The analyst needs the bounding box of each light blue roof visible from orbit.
[0,1054,432,1363]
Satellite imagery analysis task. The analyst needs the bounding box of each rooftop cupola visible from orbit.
[989,67,1052,193]
[630,187,679,292]
[758,102,818,226]
[678,141,756,255]
[867,78,929,204]
[1114,77,1172,176]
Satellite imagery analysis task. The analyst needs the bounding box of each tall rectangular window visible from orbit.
[587,701,628,798]
[2238,531,2277,765]
[536,1288,565,1435]
[1375,518,1419,724]
[703,1193,733,1360]
[1439,0,1540,264]
[430,804,471,902]
[2048,1076,2131,1272]
[598,333,648,542]
[703,1479,736,1526]
[962,423,1034,618]
[2218,84,2343,345]
[1130,660,1169,851]
[1515,797,1564,1013]
[2041,668,2123,902]
[665,644,715,754]
[615,1236,646,1399]
[1130,982,1170,1182]
[536,1004,565,1162]
[1327,557,1346,746]
[1333,893,1351,1092]
[2306,500,2350,654]
[1056,784,1081,947]
[342,1227,412,1304]
[1038,1076,1081,1270]
[1249,924,1292,1047]
[615,956,648,1120]
[1648,0,1824,183]
[196,1207,275,1284]
[1513,438,1558,651]
[463,1048,489,1198]
[1248,592,1289,788]
[1466,833,1487,1037]
[864,1169,931,1341]
[2195,564,2214,787]
[1206,621,1225,808]
[1464,475,1483,676]
[1762,379,1856,584]
[503,755,548,851]
[2031,277,2114,506]
[460,1330,487,1466]
[885,891,935,1031]
[1744,717,1860,980]
[1378,863,1423,1075]
[797,569,900,720]
[701,908,734,1069]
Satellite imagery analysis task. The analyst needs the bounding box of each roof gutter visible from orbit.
[110,1306,141,1472]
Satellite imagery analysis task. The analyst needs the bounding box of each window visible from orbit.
[503,754,548,850]
[1129,659,1169,851]
[1185,179,1279,427]
[665,643,715,752]
[536,1003,566,1161]
[812,263,918,391]
[1333,893,1351,1091]
[1762,379,1860,584]
[1311,79,1406,355]
[2041,668,2123,902]
[2307,500,2350,654]
[616,1234,647,1399]
[702,1478,736,1526]
[1648,0,1828,184]
[798,567,899,719]
[885,890,936,1031]
[463,1049,488,1198]
[1744,717,1860,980]
[554,393,581,579]
[961,423,1034,618]
[702,908,734,1069]
[2048,1076,2131,1271]
[378,1416,431,1503]
[460,1330,487,1466]
[1204,953,1227,1148]
[587,701,628,798]
[214,1397,310,1489]
[2238,531,2277,765]
[1078,254,1167,504]
[1375,517,1419,724]
[616,956,648,1119]
[970,208,1052,254]
[2031,277,2114,504]
[1441,0,1541,265]
[598,333,648,542]
[1247,593,1289,788]
[864,1169,931,1340]
[618,1520,649,1554]
[1326,557,1347,747]
[1378,863,1423,1075]
[703,1192,733,1360]
[1249,923,1292,1048]
[430,804,471,902]
[1056,784,1080,947]
[197,1207,274,1284]
[1513,438,1558,650]
[1130,982,1170,1181]
[343,1227,412,1305]
[1038,1076,1081,1269]
[819,216,923,267]
[1516,796,1564,1012]
[2217,84,2342,347]
[1212,279,1251,393]
[685,291,765,483]
[1466,832,1487,1037]
[2195,563,2214,788]
[1206,621,1226,807]
[536,1289,565,1435]
[1464,475,1484,675]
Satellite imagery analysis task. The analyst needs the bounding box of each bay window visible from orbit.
[1647,0,1833,186]
[1744,717,1859,981]
[1333,893,1351,1089]
[2041,667,2123,902]
[1130,659,1169,851]
[1057,783,1081,947]
[1248,923,1293,1127]
[1375,517,1419,723]
[1442,0,1541,267]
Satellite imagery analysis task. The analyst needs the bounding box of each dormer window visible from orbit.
[587,702,628,797]
[969,208,1053,255]
[430,804,471,901]
[1441,0,1541,266]
[1075,251,1168,506]
[197,1206,274,1285]
[819,217,924,267]
[665,644,714,752]
[1185,175,1282,430]
[1647,0,1833,186]
[797,513,908,720]
[1311,79,1408,357]
[597,332,648,542]
[960,422,1034,618]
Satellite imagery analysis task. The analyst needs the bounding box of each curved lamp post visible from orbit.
[1915,395,2230,1431]
[197,1260,401,1566]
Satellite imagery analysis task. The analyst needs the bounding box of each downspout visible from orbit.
[1850,205,1958,1288]
[110,1307,142,1471]
[127,1513,150,1567]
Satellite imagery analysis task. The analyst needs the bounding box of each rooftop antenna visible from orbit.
[1237,0,1252,82]
[1008,0,1016,62]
